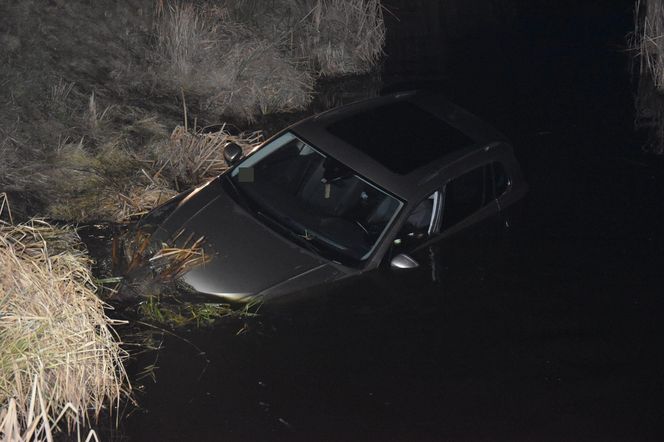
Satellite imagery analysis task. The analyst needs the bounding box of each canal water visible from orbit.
[103,1,664,440]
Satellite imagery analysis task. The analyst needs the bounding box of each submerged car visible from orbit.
[139,91,527,302]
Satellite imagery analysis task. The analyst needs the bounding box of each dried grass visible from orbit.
[153,2,315,120]
[0,385,100,442]
[148,231,211,283]
[99,179,179,222]
[0,0,386,223]
[149,124,262,187]
[150,0,385,118]
[633,0,664,153]
[634,0,664,91]
[42,140,141,222]
[225,0,385,77]
[108,222,215,305]
[634,72,664,154]
[0,205,129,438]
[114,226,211,285]
[32,119,262,223]
[296,0,386,76]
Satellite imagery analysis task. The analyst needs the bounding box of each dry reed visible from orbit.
[99,175,178,222]
[110,221,214,303]
[633,0,664,153]
[153,2,315,120]
[149,124,262,187]
[0,382,100,442]
[0,207,129,438]
[297,0,386,76]
[634,0,664,91]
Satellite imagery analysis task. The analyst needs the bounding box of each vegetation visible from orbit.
[0,2,386,437]
[294,0,386,76]
[633,0,664,153]
[137,295,234,329]
[0,201,129,440]
[0,0,386,222]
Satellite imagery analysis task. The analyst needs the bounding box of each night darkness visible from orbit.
[4,1,664,441]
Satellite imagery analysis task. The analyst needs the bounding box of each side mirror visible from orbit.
[390,253,419,270]
[224,143,243,166]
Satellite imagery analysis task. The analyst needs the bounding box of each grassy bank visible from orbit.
[0,0,385,222]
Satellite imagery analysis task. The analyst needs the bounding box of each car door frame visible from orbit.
[409,156,506,256]
[371,141,526,270]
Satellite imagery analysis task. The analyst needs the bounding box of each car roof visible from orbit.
[290,90,509,201]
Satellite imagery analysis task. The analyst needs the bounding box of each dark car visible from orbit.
[139,91,527,302]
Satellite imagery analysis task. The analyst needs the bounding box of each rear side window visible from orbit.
[441,166,487,229]
[492,162,510,197]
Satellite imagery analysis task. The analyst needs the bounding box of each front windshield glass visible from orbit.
[227,132,403,264]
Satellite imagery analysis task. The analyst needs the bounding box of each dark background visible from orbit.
[113,1,664,441]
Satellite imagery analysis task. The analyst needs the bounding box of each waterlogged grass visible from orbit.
[100,222,261,329]
[111,224,213,290]
[138,295,236,329]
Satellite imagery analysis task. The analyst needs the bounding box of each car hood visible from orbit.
[153,179,334,300]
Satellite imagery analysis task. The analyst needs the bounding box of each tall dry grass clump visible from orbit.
[153,2,315,120]
[297,0,386,76]
[633,0,664,153]
[634,0,664,91]
[150,0,385,118]
[225,0,386,77]
[0,208,129,439]
[149,124,262,187]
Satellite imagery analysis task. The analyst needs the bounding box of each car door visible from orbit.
[387,163,501,278]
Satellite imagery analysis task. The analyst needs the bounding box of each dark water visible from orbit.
[107,2,664,441]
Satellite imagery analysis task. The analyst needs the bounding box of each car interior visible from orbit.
[237,137,402,261]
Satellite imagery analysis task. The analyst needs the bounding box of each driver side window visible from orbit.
[394,191,441,250]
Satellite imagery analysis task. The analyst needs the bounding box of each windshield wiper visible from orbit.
[225,175,324,257]
[254,210,323,256]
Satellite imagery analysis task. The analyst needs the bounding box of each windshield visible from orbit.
[226,132,403,265]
